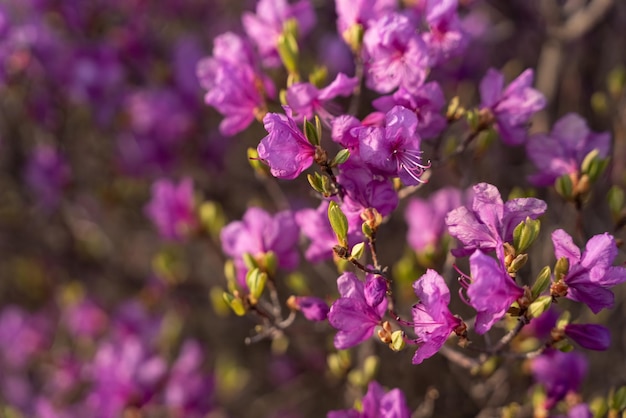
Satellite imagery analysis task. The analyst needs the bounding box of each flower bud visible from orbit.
[390,331,406,351]
[528,295,552,319]
[513,217,541,254]
[555,173,575,200]
[554,257,569,282]
[531,266,552,300]
[222,292,246,316]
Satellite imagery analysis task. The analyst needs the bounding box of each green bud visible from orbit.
[362,356,379,381]
[591,91,609,115]
[222,292,246,316]
[581,149,600,174]
[342,23,364,53]
[224,259,238,293]
[513,217,541,254]
[199,201,226,239]
[607,65,626,98]
[308,66,328,88]
[246,268,267,303]
[581,149,610,182]
[328,201,349,247]
[242,252,258,271]
[362,222,373,238]
[446,96,464,120]
[263,251,278,276]
[610,386,626,412]
[608,186,625,220]
[466,109,479,132]
[307,173,324,194]
[277,31,299,75]
[330,149,351,167]
[286,272,309,294]
[589,396,608,418]
[554,257,570,282]
[303,118,319,146]
[508,254,528,274]
[531,266,552,300]
[321,175,333,196]
[315,116,322,144]
[347,370,365,388]
[350,242,365,260]
[210,287,230,317]
[528,295,552,319]
[556,311,571,330]
[555,174,574,200]
[390,330,406,352]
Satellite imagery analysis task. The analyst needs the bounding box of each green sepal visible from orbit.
[330,149,351,167]
[350,242,365,260]
[262,251,278,276]
[222,292,246,316]
[513,217,541,254]
[581,149,610,182]
[527,295,552,319]
[242,252,258,271]
[554,257,570,282]
[328,201,349,247]
[555,174,574,200]
[303,118,319,146]
[307,173,324,194]
[362,222,373,238]
[531,266,552,300]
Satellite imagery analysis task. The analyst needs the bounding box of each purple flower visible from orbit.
[406,187,462,253]
[362,13,431,94]
[24,144,71,210]
[445,182,547,257]
[286,73,358,122]
[464,251,524,334]
[421,0,469,66]
[290,296,330,321]
[335,0,397,38]
[551,229,626,313]
[337,159,398,229]
[144,178,197,241]
[221,207,299,284]
[531,349,587,410]
[527,113,611,186]
[372,82,447,140]
[242,0,315,67]
[358,105,429,185]
[564,323,610,351]
[331,114,362,152]
[328,272,388,349]
[328,381,410,418]
[164,340,214,416]
[412,270,462,364]
[257,110,316,179]
[85,335,167,417]
[197,32,274,136]
[479,68,546,145]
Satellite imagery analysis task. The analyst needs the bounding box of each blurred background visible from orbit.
[0,0,625,417]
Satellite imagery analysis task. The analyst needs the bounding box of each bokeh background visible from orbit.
[1,0,625,417]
